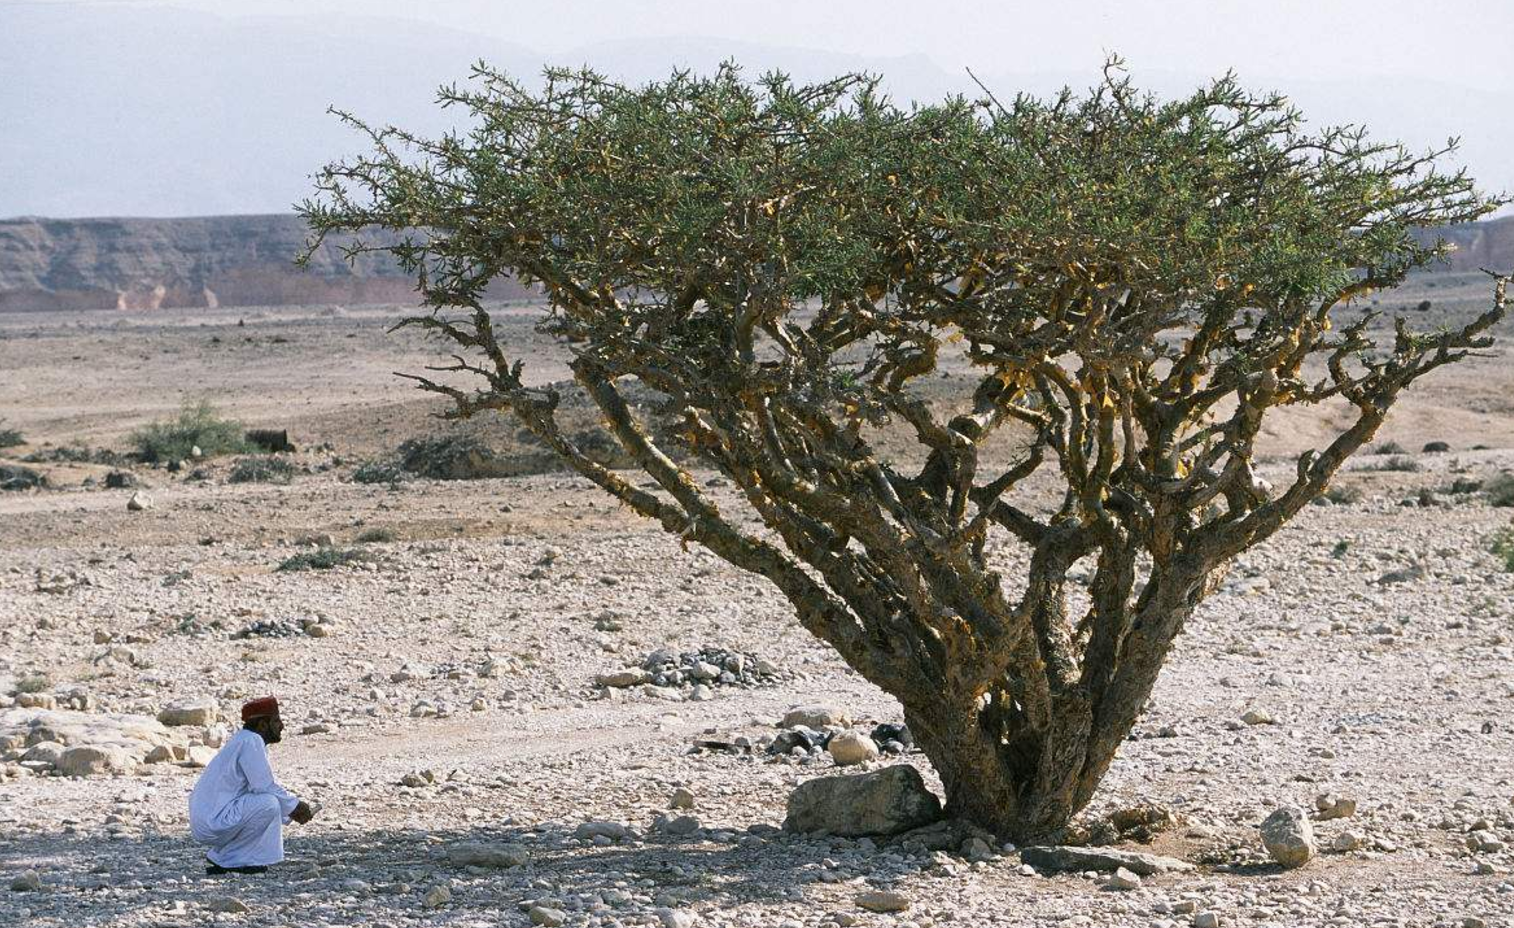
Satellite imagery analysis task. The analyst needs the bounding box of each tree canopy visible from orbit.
[303,61,1507,839]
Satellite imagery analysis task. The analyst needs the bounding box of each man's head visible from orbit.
[241,697,283,744]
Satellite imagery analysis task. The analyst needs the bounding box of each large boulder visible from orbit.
[784,764,942,836]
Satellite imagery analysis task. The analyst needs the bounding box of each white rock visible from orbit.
[1106,866,1142,890]
[423,884,451,908]
[529,905,566,926]
[158,699,218,727]
[206,896,250,913]
[1260,805,1316,868]
[126,491,152,511]
[827,730,879,766]
[656,907,698,928]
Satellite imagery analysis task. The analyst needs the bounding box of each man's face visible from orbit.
[264,711,284,744]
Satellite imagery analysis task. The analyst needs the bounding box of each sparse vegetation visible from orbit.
[354,527,397,543]
[1371,440,1408,455]
[305,61,1507,840]
[130,400,252,463]
[228,456,297,484]
[1485,473,1514,507]
[16,674,51,694]
[1323,484,1363,505]
[1330,540,1350,559]
[1490,526,1514,572]
[275,546,372,572]
[351,459,406,485]
[0,423,23,448]
[1364,455,1423,473]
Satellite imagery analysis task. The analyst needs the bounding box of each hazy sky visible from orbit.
[13,0,1514,88]
[25,0,1507,87]
[4,0,1511,216]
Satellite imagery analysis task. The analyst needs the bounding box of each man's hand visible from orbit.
[290,801,316,825]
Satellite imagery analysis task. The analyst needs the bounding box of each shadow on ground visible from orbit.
[0,819,937,925]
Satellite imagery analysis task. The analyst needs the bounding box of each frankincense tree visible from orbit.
[302,61,1508,840]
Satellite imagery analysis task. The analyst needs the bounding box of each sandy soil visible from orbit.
[1,274,1512,928]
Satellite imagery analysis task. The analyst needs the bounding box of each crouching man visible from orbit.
[189,697,315,874]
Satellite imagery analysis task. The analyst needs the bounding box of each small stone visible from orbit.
[529,905,567,926]
[1260,805,1316,868]
[306,624,332,638]
[960,836,994,861]
[1194,913,1221,928]
[856,890,910,913]
[1314,795,1356,821]
[127,491,152,511]
[596,669,651,688]
[662,815,701,836]
[185,745,218,767]
[423,884,451,908]
[1241,709,1273,726]
[575,821,632,842]
[9,870,41,892]
[446,842,528,869]
[206,896,249,914]
[669,787,696,810]
[827,730,880,766]
[1106,866,1142,890]
[1331,830,1364,852]
[656,907,698,928]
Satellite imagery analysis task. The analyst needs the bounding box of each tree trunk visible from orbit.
[900,587,1199,844]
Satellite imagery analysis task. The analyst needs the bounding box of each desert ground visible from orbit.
[2,272,1513,928]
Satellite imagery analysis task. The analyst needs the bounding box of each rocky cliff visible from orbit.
[1,212,1508,313]
[0,214,533,312]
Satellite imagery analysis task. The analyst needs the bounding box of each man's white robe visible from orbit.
[188,728,300,867]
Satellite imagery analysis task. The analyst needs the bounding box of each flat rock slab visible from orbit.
[1020,845,1195,876]
[785,764,942,837]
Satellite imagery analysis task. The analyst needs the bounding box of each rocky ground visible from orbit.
[2,280,1513,928]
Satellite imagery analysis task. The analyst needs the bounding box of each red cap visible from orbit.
[241,697,279,722]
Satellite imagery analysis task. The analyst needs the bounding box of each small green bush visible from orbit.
[352,459,406,485]
[1485,473,1514,508]
[275,546,373,572]
[16,674,51,694]
[0,426,23,448]
[228,456,297,484]
[131,400,252,463]
[1490,527,1514,572]
[1364,455,1422,473]
[1323,484,1363,505]
[354,527,397,544]
[1370,440,1407,455]
[1330,540,1350,559]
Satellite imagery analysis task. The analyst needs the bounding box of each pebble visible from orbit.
[529,905,567,926]
[423,884,451,908]
[856,890,910,913]
[206,896,250,913]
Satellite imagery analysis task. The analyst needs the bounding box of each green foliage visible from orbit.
[228,456,297,484]
[275,546,372,572]
[0,425,23,448]
[131,400,251,463]
[1485,473,1514,507]
[1330,539,1350,559]
[1490,526,1514,572]
[1371,441,1408,455]
[1323,484,1363,504]
[16,674,51,694]
[352,459,406,485]
[354,527,398,543]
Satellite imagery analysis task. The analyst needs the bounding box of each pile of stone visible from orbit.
[765,705,913,766]
[232,616,332,639]
[595,647,782,693]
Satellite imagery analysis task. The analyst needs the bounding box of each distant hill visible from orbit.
[0,214,531,312]
[0,212,1505,314]
[1424,215,1514,273]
